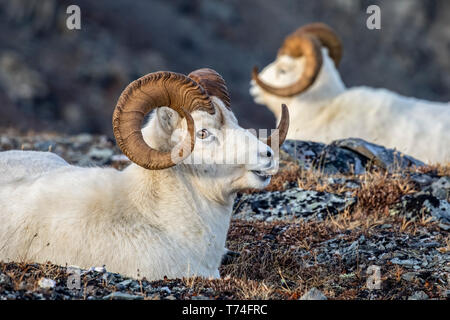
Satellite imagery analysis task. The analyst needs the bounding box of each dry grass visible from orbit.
[241,160,447,235]
[1,262,66,292]
[220,220,446,300]
[416,162,450,176]
[181,276,277,299]
[221,220,345,299]
[352,170,417,212]
[325,171,422,232]
[265,162,301,192]
[243,162,424,231]
[243,161,355,194]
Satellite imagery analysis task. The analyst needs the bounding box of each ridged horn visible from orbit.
[297,22,342,67]
[112,71,212,170]
[252,33,323,97]
[188,68,231,110]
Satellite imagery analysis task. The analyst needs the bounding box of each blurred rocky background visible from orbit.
[0,0,449,136]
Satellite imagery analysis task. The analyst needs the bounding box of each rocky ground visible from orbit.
[0,130,448,300]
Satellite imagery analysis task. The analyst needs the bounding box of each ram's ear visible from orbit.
[156,107,181,134]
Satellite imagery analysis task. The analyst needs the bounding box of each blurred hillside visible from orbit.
[0,0,449,136]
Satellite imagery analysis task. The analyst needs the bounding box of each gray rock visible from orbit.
[191,295,212,300]
[75,134,94,145]
[409,173,436,188]
[33,293,44,300]
[102,292,144,300]
[160,286,171,295]
[300,287,327,300]
[93,266,107,273]
[34,141,55,152]
[282,140,365,175]
[0,136,13,150]
[282,138,424,175]
[332,138,424,172]
[234,188,355,221]
[37,278,56,290]
[221,249,241,265]
[401,272,418,282]
[117,279,133,288]
[87,266,107,274]
[111,154,130,163]
[87,147,114,164]
[425,199,450,222]
[438,223,450,231]
[0,273,12,286]
[431,176,450,201]
[116,279,133,290]
[408,291,429,300]
[394,191,450,224]
[390,258,420,266]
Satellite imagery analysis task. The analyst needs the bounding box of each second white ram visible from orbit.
[251,23,450,163]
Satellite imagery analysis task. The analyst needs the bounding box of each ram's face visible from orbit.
[170,97,278,193]
[250,55,301,106]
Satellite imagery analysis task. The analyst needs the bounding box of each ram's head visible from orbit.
[251,23,342,107]
[113,68,289,193]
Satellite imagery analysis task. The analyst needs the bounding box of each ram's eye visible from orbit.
[196,129,210,139]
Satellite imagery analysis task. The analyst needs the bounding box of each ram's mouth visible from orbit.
[251,170,271,180]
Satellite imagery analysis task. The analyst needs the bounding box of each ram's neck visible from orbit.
[271,55,346,141]
[121,164,233,270]
[124,163,233,213]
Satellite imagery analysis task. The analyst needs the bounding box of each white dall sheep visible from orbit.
[251,23,450,163]
[0,69,289,280]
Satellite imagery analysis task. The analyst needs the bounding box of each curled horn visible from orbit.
[252,22,342,97]
[252,33,323,97]
[189,68,289,146]
[188,68,231,110]
[297,22,342,67]
[112,71,212,170]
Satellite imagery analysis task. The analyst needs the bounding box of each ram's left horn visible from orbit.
[263,104,289,148]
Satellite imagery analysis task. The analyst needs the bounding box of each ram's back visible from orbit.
[0,151,126,267]
[336,87,450,163]
[0,150,69,184]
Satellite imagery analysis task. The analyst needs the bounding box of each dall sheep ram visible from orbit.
[251,23,450,163]
[0,69,289,280]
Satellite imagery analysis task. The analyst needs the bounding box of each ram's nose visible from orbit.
[249,83,260,97]
[258,146,277,171]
